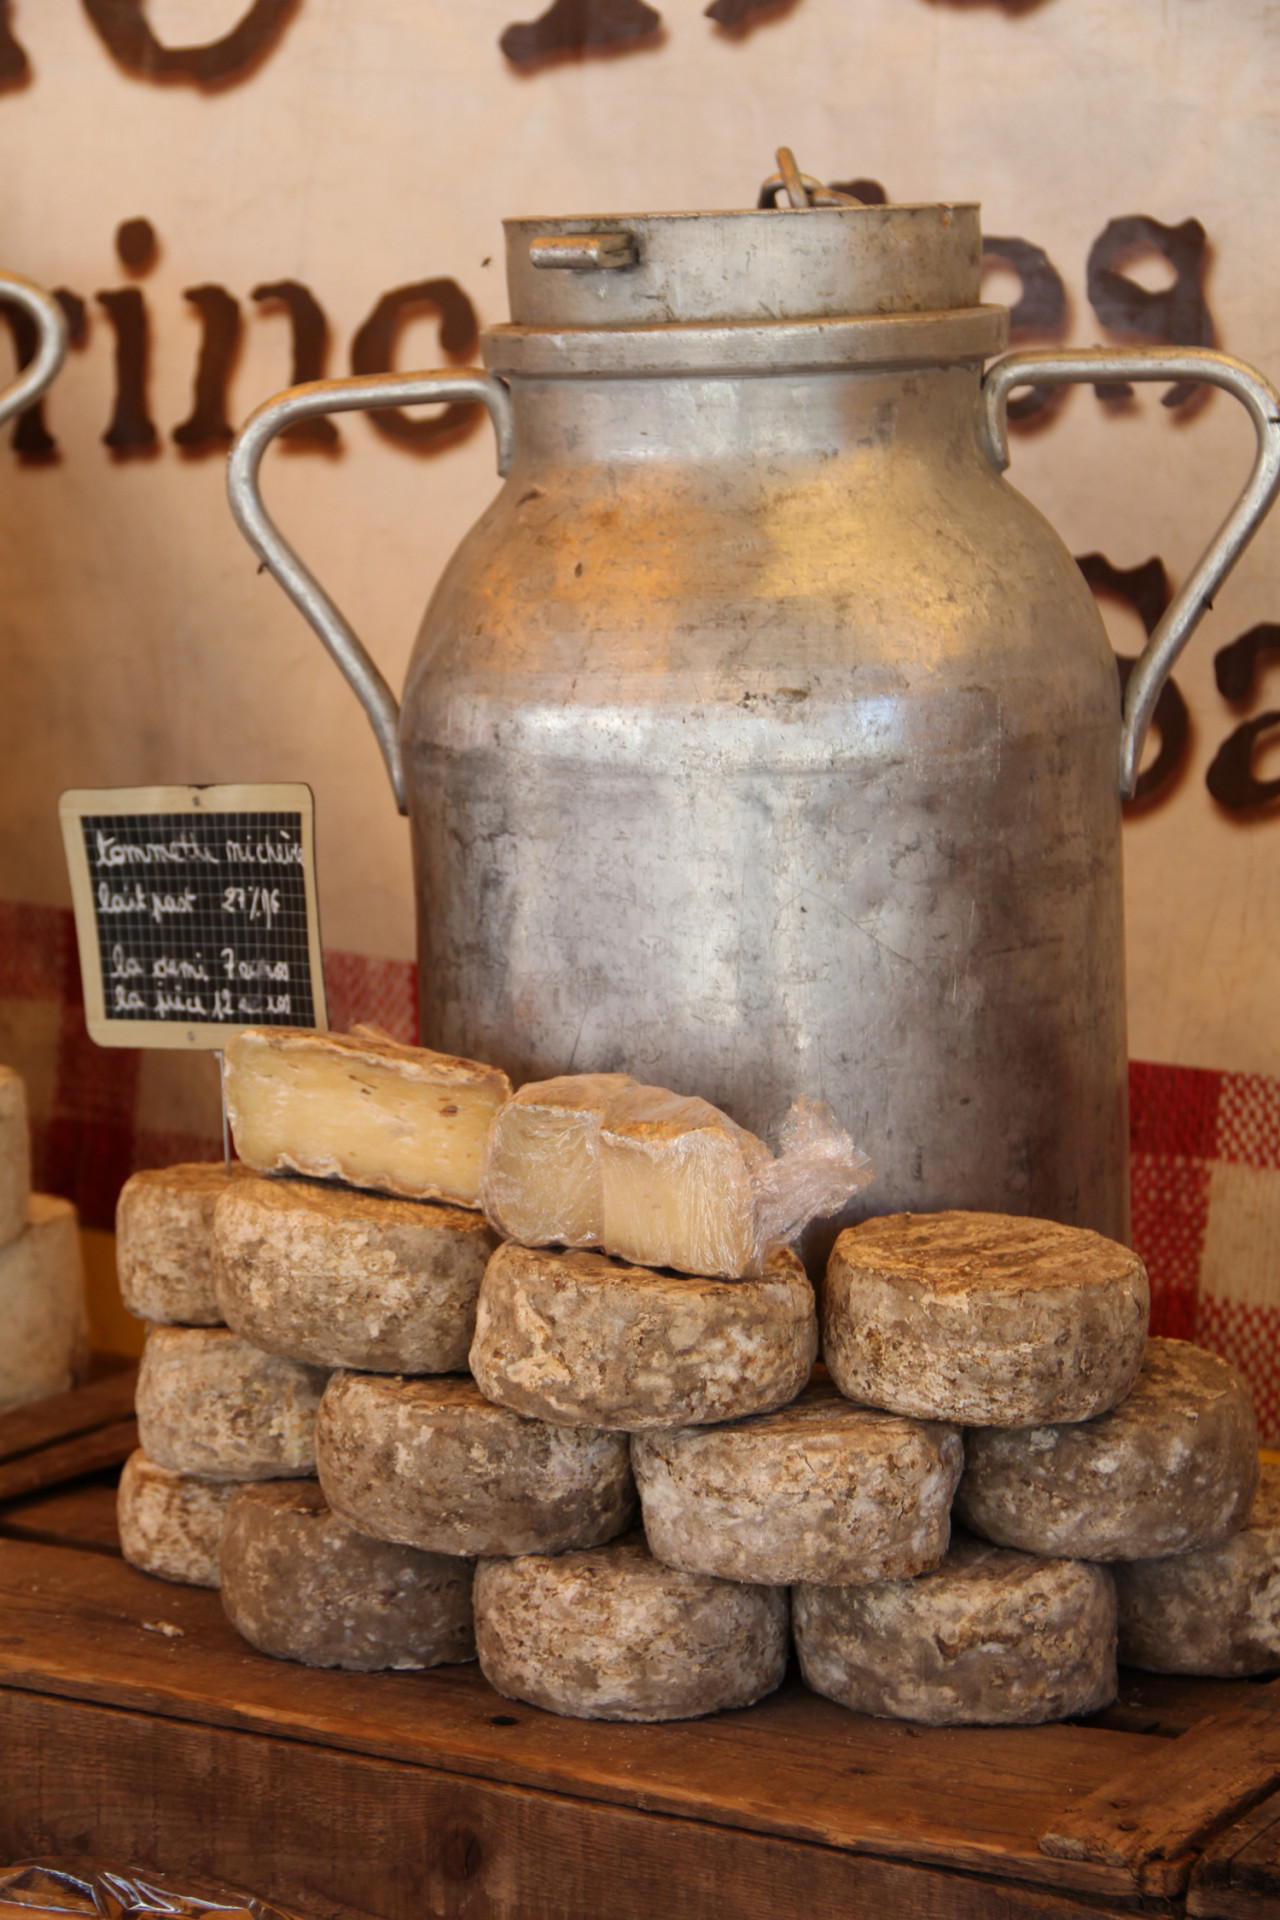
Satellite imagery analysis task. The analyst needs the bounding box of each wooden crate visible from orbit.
[4,1381,1280,1918]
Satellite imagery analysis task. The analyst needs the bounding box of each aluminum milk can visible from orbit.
[229,161,1280,1251]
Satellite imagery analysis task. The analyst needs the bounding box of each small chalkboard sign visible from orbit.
[59,783,327,1049]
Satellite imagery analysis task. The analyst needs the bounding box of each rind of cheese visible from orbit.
[116,1447,233,1588]
[315,1370,635,1558]
[956,1338,1259,1561]
[224,1026,511,1208]
[469,1241,815,1430]
[474,1531,788,1722]
[823,1211,1150,1426]
[481,1073,634,1247]
[135,1326,327,1481]
[793,1532,1118,1726]
[220,1479,475,1671]
[0,1194,89,1414]
[0,1065,31,1251]
[632,1378,962,1586]
[117,1162,245,1326]
[213,1173,497,1372]
[1115,1460,1280,1676]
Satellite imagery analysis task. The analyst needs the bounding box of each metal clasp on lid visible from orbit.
[758,147,865,210]
[529,233,639,271]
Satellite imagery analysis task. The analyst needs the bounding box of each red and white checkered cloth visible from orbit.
[5,898,1279,1436]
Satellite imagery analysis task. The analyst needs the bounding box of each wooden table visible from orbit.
[4,1379,1280,1919]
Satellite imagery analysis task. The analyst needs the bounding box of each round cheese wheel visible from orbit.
[632,1378,962,1586]
[116,1447,233,1588]
[823,1211,1149,1426]
[0,1064,31,1251]
[956,1338,1258,1561]
[212,1172,497,1373]
[1114,1461,1280,1676]
[315,1370,635,1557]
[0,1193,89,1415]
[117,1163,244,1326]
[474,1531,788,1722]
[136,1326,327,1480]
[794,1531,1117,1726]
[220,1479,475,1671]
[469,1241,816,1430]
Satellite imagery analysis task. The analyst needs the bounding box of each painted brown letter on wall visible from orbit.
[252,281,339,448]
[81,0,301,87]
[1076,552,1189,807]
[0,290,86,460]
[173,286,242,452]
[350,280,481,453]
[1086,214,1214,409]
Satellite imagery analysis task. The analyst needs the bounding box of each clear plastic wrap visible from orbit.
[0,1859,307,1920]
[481,1075,873,1279]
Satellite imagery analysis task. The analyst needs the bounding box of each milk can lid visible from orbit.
[503,149,982,329]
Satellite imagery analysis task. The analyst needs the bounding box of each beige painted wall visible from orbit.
[0,0,1277,1074]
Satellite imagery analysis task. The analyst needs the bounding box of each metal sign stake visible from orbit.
[216,1049,230,1172]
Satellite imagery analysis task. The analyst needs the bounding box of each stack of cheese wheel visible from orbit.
[0,1062,89,1413]
[810,1211,1266,1721]
[464,1073,931,1723]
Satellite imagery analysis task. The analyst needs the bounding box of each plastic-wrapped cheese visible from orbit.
[224,1026,511,1208]
[0,1194,89,1414]
[482,1076,871,1280]
[469,1241,816,1429]
[794,1532,1117,1726]
[117,1162,244,1326]
[1115,1461,1280,1676]
[213,1173,497,1372]
[220,1479,475,1671]
[135,1326,327,1480]
[315,1370,635,1557]
[0,1064,31,1250]
[956,1338,1258,1561]
[632,1379,962,1586]
[824,1211,1149,1425]
[474,1531,788,1722]
[116,1448,234,1588]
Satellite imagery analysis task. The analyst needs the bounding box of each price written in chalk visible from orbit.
[60,783,327,1050]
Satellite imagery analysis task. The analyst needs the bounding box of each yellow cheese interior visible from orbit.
[226,1034,506,1207]
[598,1119,760,1278]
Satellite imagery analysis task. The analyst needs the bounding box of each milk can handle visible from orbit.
[980,348,1280,798]
[0,273,68,427]
[227,371,516,814]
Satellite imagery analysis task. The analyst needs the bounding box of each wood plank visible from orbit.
[1188,1788,1280,1917]
[1087,1670,1273,1740]
[0,1416,138,1502]
[0,1688,1149,1920]
[0,1535,1156,1900]
[1040,1679,1280,1882]
[0,1367,137,1466]
[0,1477,122,1554]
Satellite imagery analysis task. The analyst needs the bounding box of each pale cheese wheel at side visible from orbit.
[212,1173,497,1373]
[116,1162,245,1326]
[956,1338,1259,1562]
[823,1211,1149,1426]
[116,1448,234,1588]
[315,1370,635,1558]
[1115,1461,1280,1676]
[0,1064,31,1250]
[0,1194,89,1414]
[793,1532,1117,1726]
[220,1479,475,1671]
[632,1379,962,1586]
[474,1531,788,1722]
[135,1326,327,1480]
[469,1241,816,1430]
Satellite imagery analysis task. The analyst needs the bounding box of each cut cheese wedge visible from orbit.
[0,1065,31,1251]
[482,1076,870,1279]
[0,1194,89,1414]
[224,1026,511,1208]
